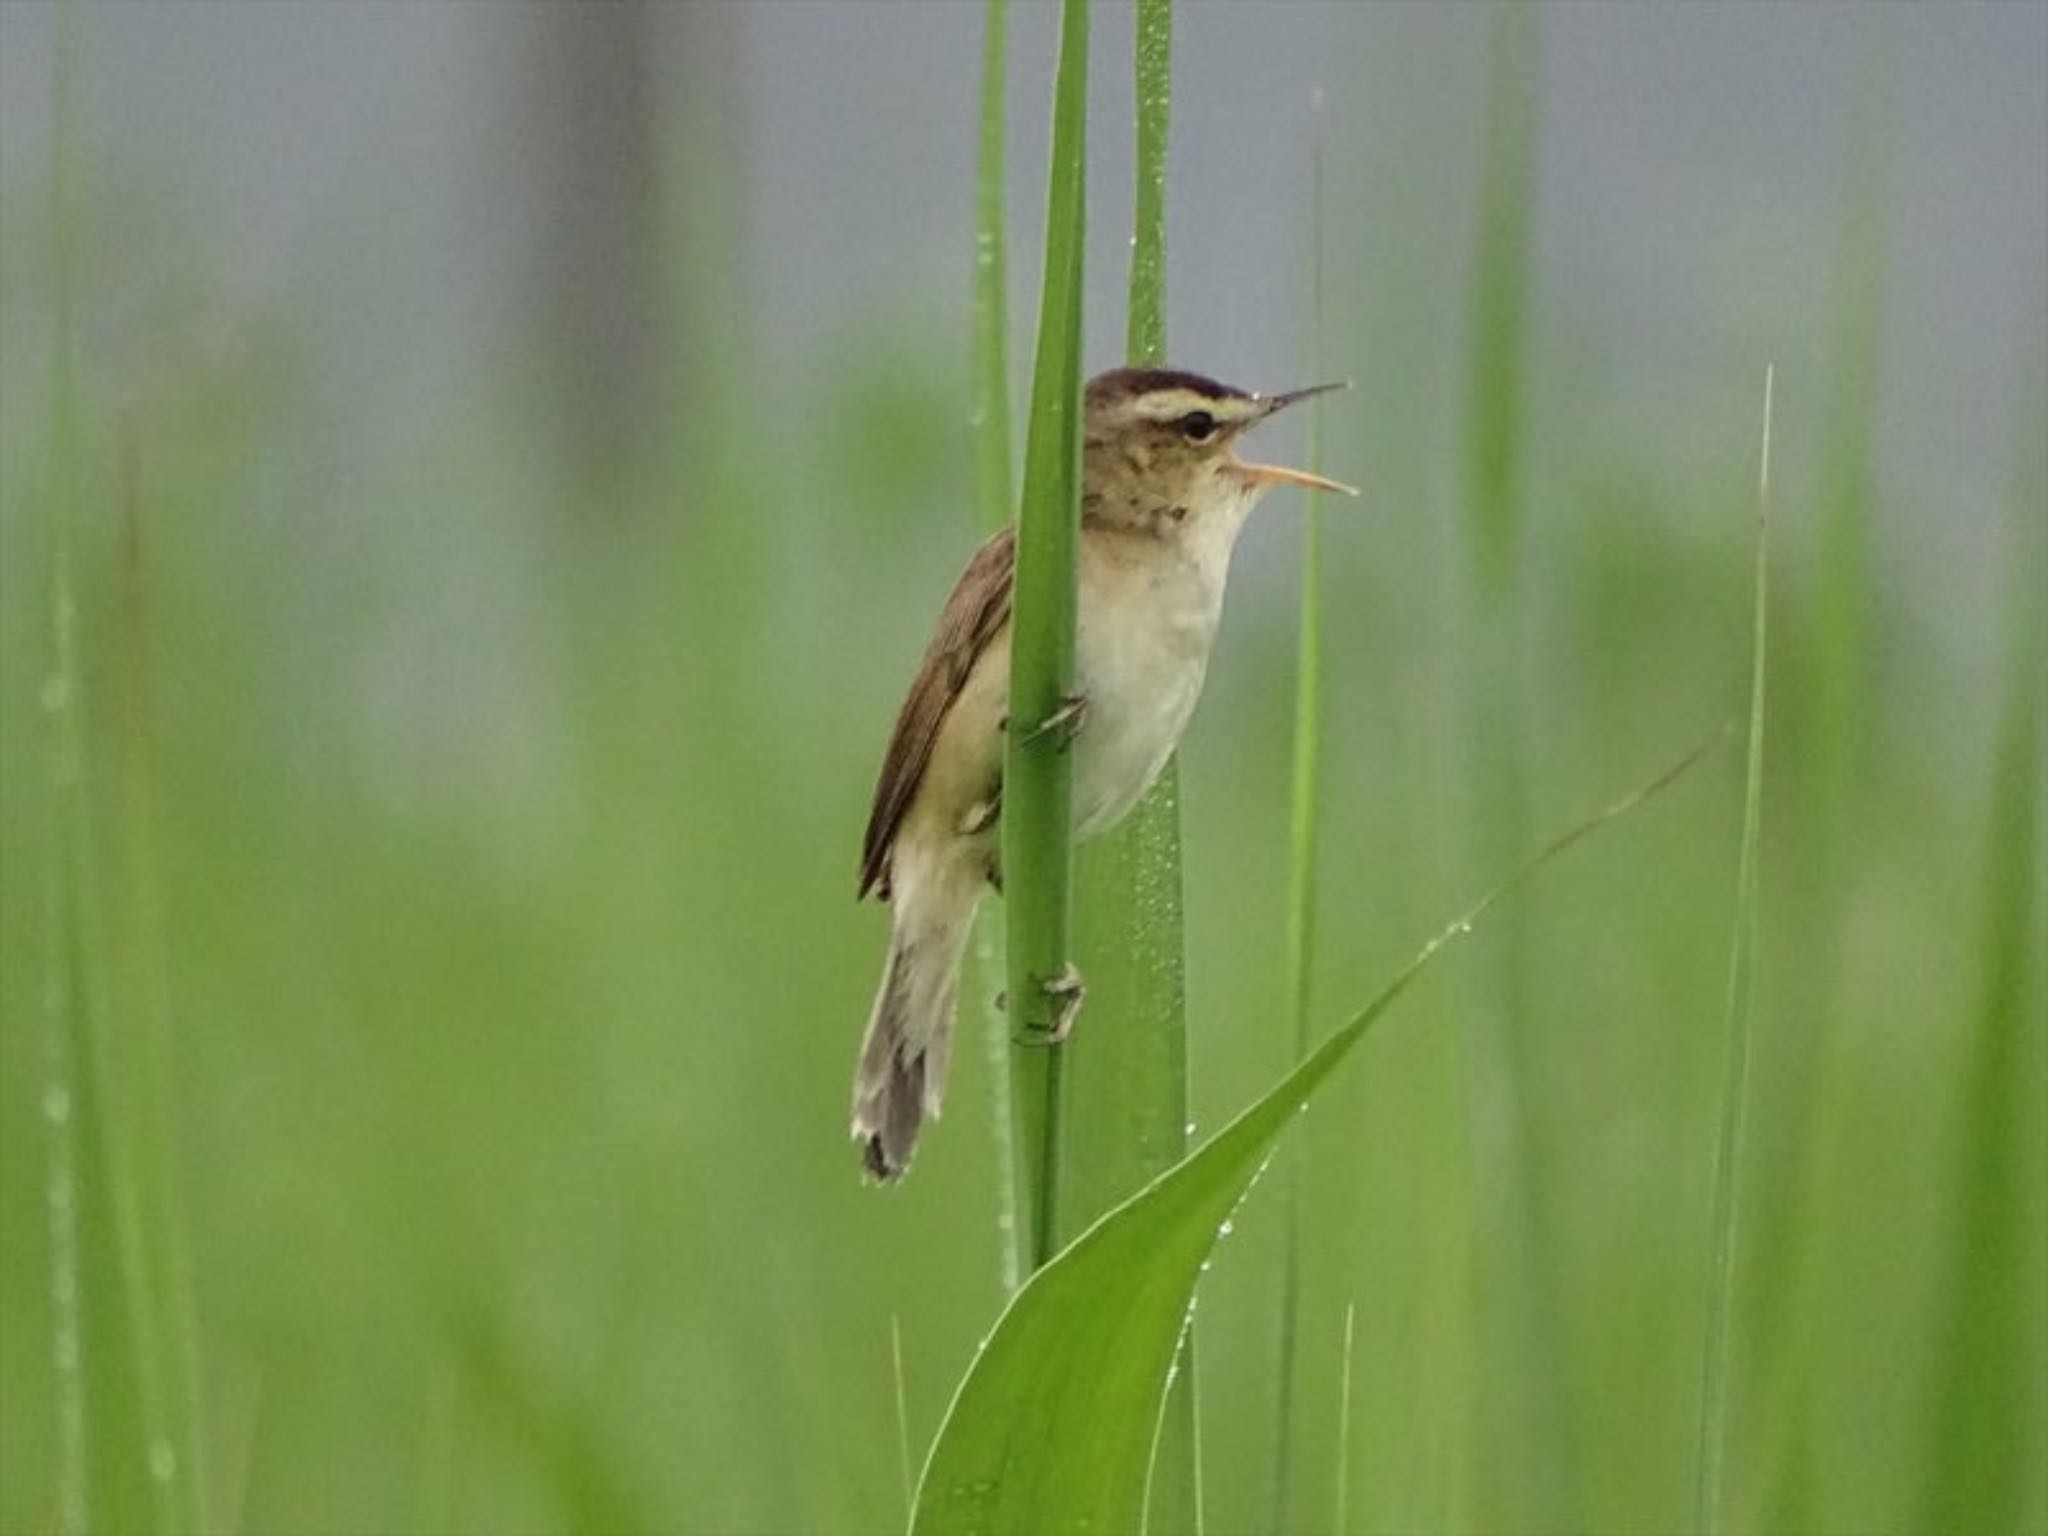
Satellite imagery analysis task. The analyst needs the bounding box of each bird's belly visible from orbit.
[1070,586,1213,839]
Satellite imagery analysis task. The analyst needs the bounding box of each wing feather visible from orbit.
[858,527,1016,900]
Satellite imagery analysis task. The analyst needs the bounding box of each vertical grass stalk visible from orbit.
[1455,12,1571,1521]
[1752,82,1895,1525]
[1067,0,1186,1232]
[1695,365,1774,1534]
[39,9,92,1525]
[1004,0,1089,1273]
[1464,5,1538,591]
[969,0,1024,1298]
[972,0,1015,538]
[1270,90,1330,1535]
[1063,0,1202,1525]
[891,1313,916,1522]
[1917,357,2047,1534]
[1335,1300,1357,1536]
[115,434,210,1530]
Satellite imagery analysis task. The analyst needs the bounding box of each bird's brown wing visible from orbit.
[859,526,1016,901]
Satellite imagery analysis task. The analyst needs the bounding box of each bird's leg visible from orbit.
[1014,961,1086,1045]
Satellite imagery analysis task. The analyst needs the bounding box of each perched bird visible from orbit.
[852,366,1352,1180]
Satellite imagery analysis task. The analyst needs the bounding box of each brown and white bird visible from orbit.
[852,366,1352,1180]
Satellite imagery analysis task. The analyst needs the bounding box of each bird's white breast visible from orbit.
[1070,525,1234,838]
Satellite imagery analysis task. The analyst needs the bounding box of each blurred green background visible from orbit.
[1,3,2042,1533]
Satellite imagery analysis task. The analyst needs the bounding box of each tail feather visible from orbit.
[850,872,973,1181]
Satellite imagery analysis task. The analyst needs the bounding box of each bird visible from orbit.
[851,365,1353,1180]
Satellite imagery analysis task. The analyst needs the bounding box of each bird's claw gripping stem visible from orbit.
[1015,961,1085,1045]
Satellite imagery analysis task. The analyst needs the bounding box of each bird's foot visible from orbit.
[1015,962,1085,1045]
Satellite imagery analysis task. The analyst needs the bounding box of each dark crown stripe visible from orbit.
[1085,366,1250,406]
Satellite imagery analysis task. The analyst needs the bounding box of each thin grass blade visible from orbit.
[1004,0,1090,1272]
[39,13,93,1523]
[1917,358,2047,1533]
[1270,87,1331,1535]
[968,0,1024,1298]
[1695,365,1775,1533]
[1066,0,1199,1525]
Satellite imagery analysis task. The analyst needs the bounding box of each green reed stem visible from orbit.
[1695,365,1774,1534]
[1005,0,1089,1273]
[1272,89,1330,1536]
[969,0,1025,1298]
[40,9,91,1524]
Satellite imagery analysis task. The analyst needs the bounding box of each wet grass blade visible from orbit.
[1067,0,1183,1235]
[913,741,1716,1536]
[1694,365,1774,1533]
[39,12,94,1524]
[1065,0,1200,1525]
[1004,0,1089,1272]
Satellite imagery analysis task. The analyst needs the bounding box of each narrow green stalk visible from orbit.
[1695,365,1774,1534]
[40,9,90,1525]
[972,0,1014,537]
[1808,69,1893,844]
[1335,1300,1356,1536]
[1126,0,1170,364]
[1456,14,1572,1523]
[892,1313,916,1522]
[115,435,210,1531]
[1272,92,1330,1535]
[1464,5,1539,592]
[968,0,1024,1298]
[1004,0,1089,1273]
[1066,0,1184,1235]
[1060,2,1204,1525]
[1918,356,2046,1534]
[1752,79,1895,1526]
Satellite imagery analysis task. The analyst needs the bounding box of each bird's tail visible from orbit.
[851,856,980,1181]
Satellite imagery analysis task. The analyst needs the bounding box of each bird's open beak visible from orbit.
[1230,380,1359,497]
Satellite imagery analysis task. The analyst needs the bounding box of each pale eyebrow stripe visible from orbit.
[1129,388,1259,423]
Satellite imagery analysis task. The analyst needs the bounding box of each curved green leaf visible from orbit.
[913,744,1716,1536]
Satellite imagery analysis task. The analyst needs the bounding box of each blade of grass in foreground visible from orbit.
[968,0,1023,1298]
[1695,365,1774,1534]
[1004,0,1089,1273]
[913,741,1717,1536]
[1270,88,1330,1536]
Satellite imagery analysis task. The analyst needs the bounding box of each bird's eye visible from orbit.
[1177,410,1217,442]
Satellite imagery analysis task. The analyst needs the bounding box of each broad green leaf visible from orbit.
[914,745,1712,1536]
